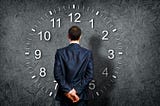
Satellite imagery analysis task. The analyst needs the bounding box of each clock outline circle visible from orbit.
[24,3,124,98]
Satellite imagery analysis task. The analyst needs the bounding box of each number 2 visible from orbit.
[102,30,109,40]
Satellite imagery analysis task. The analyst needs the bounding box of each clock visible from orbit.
[24,3,124,100]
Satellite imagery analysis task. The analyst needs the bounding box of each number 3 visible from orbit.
[108,49,115,59]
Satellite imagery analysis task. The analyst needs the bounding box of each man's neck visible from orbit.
[70,40,79,44]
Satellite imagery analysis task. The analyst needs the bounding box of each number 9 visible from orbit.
[35,49,41,60]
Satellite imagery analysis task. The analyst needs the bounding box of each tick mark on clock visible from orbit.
[118,61,122,64]
[118,46,123,49]
[40,17,44,20]
[26,42,30,45]
[100,90,103,93]
[118,57,122,59]
[73,4,75,9]
[125,47,128,55]
[25,48,30,50]
[83,6,85,10]
[49,11,53,15]
[104,17,107,20]
[27,66,33,69]
[96,92,100,96]
[106,20,111,24]
[118,52,123,55]
[116,67,120,69]
[29,71,34,74]
[87,7,90,11]
[117,42,122,45]
[96,11,100,15]
[34,77,39,83]
[49,92,53,96]
[38,83,41,88]
[109,24,114,28]
[115,71,118,74]
[116,37,120,40]
[45,13,48,18]
[112,75,117,79]
[25,57,30,60]
[58,7,60,11]
[29,33,34,36]
[91,9,94,13]
[25,52,30,56]
[112,28,117,32]
[25,62,30,65]
[37,20,41,24]
[68,4,70,9]
[45,89,48,93]
[77,5,79,9]
[32,75,36,79]
[31,28,36,32]
[26,38,32,40]
[34,25,38,28]
[62,6,66,10]
[53,9,56,14]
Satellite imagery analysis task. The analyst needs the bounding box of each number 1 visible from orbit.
[89,19,94,28]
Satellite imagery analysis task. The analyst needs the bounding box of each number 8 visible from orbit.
[39,67,46,77]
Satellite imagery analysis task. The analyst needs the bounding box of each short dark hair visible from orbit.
[68,26,81,40]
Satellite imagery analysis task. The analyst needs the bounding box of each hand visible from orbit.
[65,88,80,103]
[69,89,80,103]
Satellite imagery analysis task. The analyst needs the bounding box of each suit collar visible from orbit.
[68,43,80,49]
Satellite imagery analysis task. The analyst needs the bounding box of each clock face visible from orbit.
[24,3,124,98]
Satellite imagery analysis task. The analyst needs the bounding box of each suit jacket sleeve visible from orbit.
[53,49,72,93]
[74,51,94,95]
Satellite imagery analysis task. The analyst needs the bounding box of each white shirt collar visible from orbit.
[69,41,80,44]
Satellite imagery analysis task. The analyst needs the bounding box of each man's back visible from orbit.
[54,43,94,101]
[54,25,94,106]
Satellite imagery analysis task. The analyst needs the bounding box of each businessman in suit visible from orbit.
[53,26,94,106]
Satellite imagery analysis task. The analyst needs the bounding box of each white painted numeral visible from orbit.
[50,18,61,28]
[89,19,94,28]
[68,13,81,23]
[102,67,108,77]
[39,67,46,77]
[38,31,51,41]
[54,80,58,90]
[108,49,115,59]
[35,49,41,60]
[89,80,96,90]
[102,30,109,40]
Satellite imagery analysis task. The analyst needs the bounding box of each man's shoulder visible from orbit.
[80,46,92,53]
[57,45,92,53]
[57,44,91,51]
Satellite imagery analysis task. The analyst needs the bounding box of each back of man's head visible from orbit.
[68,26,81,41]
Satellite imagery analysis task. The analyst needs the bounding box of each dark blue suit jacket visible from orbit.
[53,43,94,101]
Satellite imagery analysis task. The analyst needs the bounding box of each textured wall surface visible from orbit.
[0,0,160,106]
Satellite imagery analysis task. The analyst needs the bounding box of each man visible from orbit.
[53,26,94,106]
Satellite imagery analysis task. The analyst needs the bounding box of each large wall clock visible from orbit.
[24,3,124,104]
[1,0,160,106]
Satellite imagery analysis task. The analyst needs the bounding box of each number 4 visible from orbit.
[102,67,108,77]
